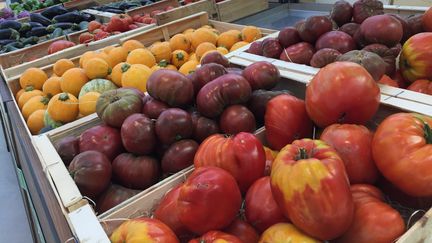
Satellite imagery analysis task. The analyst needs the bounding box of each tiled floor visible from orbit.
[0,119,33,242]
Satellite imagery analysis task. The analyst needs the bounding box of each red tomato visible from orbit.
[189,231,242,243]
[47,40,75,54]
[335,184,405,243]
[194,132,266,194]
[407,79,432,95]
[372,113,432,197]
[264,146,278,176]
[153,185,192,239]
[305,62,380,127]
[224,218,260,243]
[177,166,242,235]
[259,223,320,243]
[320,124,378,184]
[78,32,94,44]
[88,20,102,33]
[265,94,313,150]
[378,74,399,87]
[270,139,354,240]
[110,218,179,243]
[245,176,288,233]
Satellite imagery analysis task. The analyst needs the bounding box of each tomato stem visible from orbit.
[296,148,309,160]
[425,122,432,144]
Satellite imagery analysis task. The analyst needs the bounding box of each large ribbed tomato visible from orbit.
[259,223,320,243]
[335,184,405,243]
[372,113,432,197]
[305,61,380,127]
[177,166,242,235]
[110,218,179,243]
[194,132,266,194]
[270,139,354,240]
[320,124,378,184]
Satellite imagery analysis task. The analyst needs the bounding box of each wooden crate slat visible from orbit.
[32,135,82,208]
[216,0,269,22]
[68,203,110,242]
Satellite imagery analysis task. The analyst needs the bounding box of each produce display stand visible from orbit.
[1,1,431,242]
[0,11,277,242]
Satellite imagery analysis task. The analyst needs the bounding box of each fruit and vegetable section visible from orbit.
[228,0,432,110]
[0,0,431,242]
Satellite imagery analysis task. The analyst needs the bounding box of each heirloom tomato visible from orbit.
[259,223,320,243]
[153,185,191,238]
[265,94,313,150]
[224,218,260,243]
[189,231,242,243]
[407,79,432,95]
[372,113,432,197]
[320,124,378,184]
[110,218,179,243]
[177,166,242,235]
[245,176,288,233]
[305,62,380,127]
[399,33,432,82]
[264,146,278,176]
[335,184,405,243]
[270,139,354,240]
[194,132,266,194]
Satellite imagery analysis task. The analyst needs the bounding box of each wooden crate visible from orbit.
[229,50,432,117]
[0,36,67,69]
[225,3,432,115]
[0,23,156,77]
[154,0,218,25]
[32,113,198,242]
[216,0,269,22]
[97,77,432,241]
[0,11,276,143]
[121,11,276,46]
[126,0,181,17]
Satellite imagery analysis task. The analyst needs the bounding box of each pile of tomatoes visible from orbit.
[107,60,431,243]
